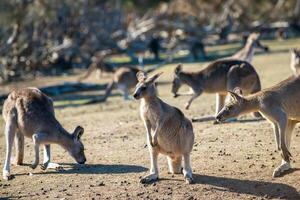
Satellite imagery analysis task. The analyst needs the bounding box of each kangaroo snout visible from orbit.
[78,158,86,164]
[215,114,223,122]
[133,93,140,99]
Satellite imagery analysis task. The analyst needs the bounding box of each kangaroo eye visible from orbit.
[141,86,146,91]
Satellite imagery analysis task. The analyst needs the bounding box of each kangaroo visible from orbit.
[290,48,300,76]
[216,75,300,177]
[230,32,269,63]
[103,66,156,101]
[2,88,86,180]
[78,53,115,81]
[133,72,194,184]
[102,66,140,101]
[171,60,261,121]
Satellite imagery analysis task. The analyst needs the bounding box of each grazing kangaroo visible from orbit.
[216,75,300,177]
[290,48,300,76]
[171,60,261,120]
[231,32,269,63]
[2,88,86,180]
[133,72,194,184]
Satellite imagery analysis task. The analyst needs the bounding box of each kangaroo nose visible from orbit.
[215,115,221,122]
[133,93,138,99]
[79,158,86,164]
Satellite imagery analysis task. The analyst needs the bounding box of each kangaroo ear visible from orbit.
[73,126,84,141]
[148,72,163,83]
[227,91,242,102]
[233,87,243,96]
[175,64,182,75]
[136,71,147,82]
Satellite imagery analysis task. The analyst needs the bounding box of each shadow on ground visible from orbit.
[193,174,300,199]
[28,163,148,175]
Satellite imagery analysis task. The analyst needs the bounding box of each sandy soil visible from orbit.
[0,39,300,199]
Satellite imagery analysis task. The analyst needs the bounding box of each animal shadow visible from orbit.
[33,163,148,175]
[193,174,300,199]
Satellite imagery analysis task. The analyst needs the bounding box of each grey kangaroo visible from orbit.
[2,88,86,180]
[171,60,261,121]
[133,72,194,184]
[216,75,300,177]
[103,66,156,101]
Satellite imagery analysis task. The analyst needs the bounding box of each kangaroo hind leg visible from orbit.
[3,114,17,180]
[14,130,24,165]
[273,120,296,177]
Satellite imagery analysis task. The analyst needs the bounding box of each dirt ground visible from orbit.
[1,39,300,200]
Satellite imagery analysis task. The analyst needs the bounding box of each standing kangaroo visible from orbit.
[133,72,194,184]
[2,88,86,180]
[216,75,300,177]
[171,60,261,120]
[290,48,300,76]
[230,32,269,63]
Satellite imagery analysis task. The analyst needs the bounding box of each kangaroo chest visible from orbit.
[141,104,161,128]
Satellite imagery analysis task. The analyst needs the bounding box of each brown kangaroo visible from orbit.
[133,72,194,184]
[2,88,86,180]
[103,66,156,101]
[216,75,300,177]
[171,60,261,121]
[102,67,140,101]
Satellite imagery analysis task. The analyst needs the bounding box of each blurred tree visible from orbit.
[0,0,299,83]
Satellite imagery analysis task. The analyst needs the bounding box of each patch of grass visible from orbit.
[54,99,91,107]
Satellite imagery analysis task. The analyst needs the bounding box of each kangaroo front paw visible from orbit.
[272,162,291,178]
[41,162,63,171]
[49,163,63,171]
[3,170,14,181]
[184,174,194,184]
[140,174,158,184]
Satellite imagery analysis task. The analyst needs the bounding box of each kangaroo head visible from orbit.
[133,71,163,99]
[216,88,245,122]
[68,126,86,164]
[171,64,183,97]
[248,33,269,52]
[291,48,300,66]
